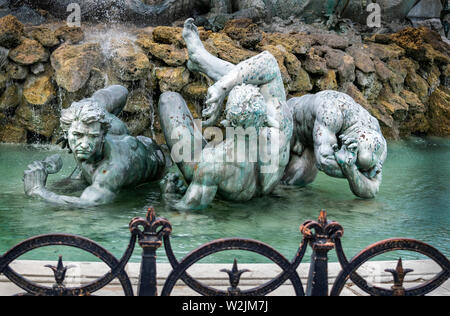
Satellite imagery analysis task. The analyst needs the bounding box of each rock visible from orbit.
[258,32,312,55]
[136,33,188,67]
[0,46,7,70]
[51,43,101,92]
[304,49,328,75]
[23,71,56,107]
[111,39,151,81]
[407,0,443,20]
[0,71,6,95]
[30,63,45,75]
[259,45,291,84]
[442,64,450,88]
[288,67,313,93]
[356,71,383,101]
[405,70,430,103]
[428,87,450,136]
[346,45,375,73]
[365,42,405,61]
[0,15,24,48]
[182,81,209,119]
[123,89,151,114]
[124,114,151,136]
[390,27,450,64]
[28,26,60,48]
[377,85,409,121]
[367,34,392,45]
[422,64,441,95]
[152,26,185,47]
[311,33,350,50]
[317,70,338,91]
[15,103,59,138]
[6,62,28,80]
[223,19,263,49]
[340,81,396,138]
[204,32,257,65]
[8,38,49,65]
[182,81,209,101]
[155,66,190,92]
[4,4,46,26]
[373,58,394,83]
[0,122,27,143]
[386,59,409,94]
[398,111,430,137]
[85,68,107,97]
[0,85,20,112]
[54,26,84,44]
[400,89,426,113]
[284,52,302,78]
[324,49,356,83]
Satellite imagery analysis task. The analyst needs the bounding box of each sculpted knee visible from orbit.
[159,92,184,110]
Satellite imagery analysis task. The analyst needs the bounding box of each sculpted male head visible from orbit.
[61,100,111,162]
[225,84,267,130]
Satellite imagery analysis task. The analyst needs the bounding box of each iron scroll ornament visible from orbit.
[0,234,137,296]
[0,209,449,296]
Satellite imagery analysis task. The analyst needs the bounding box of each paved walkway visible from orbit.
[0,260,448,296]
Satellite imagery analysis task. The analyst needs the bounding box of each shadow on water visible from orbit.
[0,137,449,263]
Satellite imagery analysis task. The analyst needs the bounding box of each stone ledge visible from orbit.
[0,260,448,296]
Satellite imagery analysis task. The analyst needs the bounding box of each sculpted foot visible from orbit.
[183,18,205,71]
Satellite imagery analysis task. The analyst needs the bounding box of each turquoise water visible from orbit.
[0,137,449,264]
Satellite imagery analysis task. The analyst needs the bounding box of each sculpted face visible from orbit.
[68,120,105,162]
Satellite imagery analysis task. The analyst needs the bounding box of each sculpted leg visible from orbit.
[183,18,235,81]
[91,85,129,116]
[282,148,318,186]
[158,92,206,183]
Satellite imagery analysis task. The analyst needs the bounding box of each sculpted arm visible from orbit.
[24,159,117,207]
[334,144,385,199]
[342,165,382,199]
[203,51,283,126]
[313,122,345,178]
[30,184,116,207]
[335,134,387,199]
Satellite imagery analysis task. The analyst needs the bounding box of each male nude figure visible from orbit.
[283,91,387,199]
[159,19,293,210]
[23,85,166,207]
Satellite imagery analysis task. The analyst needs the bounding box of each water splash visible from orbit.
[83,24,138,60]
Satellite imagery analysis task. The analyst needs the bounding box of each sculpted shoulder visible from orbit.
[91,136,141,189]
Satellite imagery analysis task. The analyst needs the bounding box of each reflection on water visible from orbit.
[0,137,449,263]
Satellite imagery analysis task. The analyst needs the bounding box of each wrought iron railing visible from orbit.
[0,208,448,296]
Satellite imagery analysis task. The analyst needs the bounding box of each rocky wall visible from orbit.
[0,15,449,145]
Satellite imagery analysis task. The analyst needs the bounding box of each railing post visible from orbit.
[137,234,161,296]
[130,208,172,296]
[306,238,333,296]
[301,210,344,296]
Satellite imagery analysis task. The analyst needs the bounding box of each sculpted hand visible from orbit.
[24,161,48,196]
[203,84,226,126]
[334,138,358,167]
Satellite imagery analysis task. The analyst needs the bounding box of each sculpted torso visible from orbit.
[158,19,292,210]
[284,90,387,199]
[24,85,165,207]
